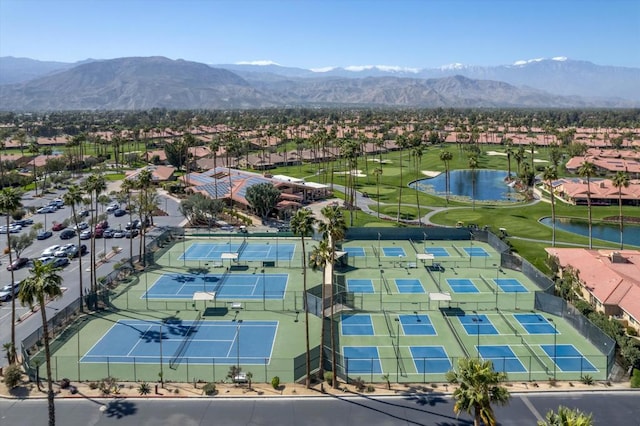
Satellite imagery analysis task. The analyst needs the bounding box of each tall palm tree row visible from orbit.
[468,155,478,211]
[62,185,86,312]
[543,166,558,247]
[446,358,511,426]
[290,208,317,389]
[577,162,596,249]
[18,260,64,426]
[318,205,346,388]
[611,171,630,250]
[0,187,23,364]
[85,173,107,304]
[309,238,331,381]
[412,145,423,226]
[439,150,453,206]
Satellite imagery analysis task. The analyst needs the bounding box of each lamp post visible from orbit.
[469,232,474,267]
[394,318,400,381]
[236,319,243,370]
[379,269,384,310]
[423,232,427,251]
[548,318,557,380]
[262,268,266,310]
[159,323,164,387]
[472,311,481,358]
[377,232,381,261]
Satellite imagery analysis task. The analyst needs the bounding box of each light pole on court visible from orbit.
[236,319,243,370]
[548,318,557,380]
[379,269,384,310]
[469,232,474,267]
[377,232,381,262]
[159,323,164,387]
[394,318,400,381]
[423,232,427,251]
[262,268,266,310]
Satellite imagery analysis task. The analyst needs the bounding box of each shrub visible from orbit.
[271,376,280,389]
[88,381,99,390]
[581,374,594,385]
[627,327,638,337]
[631,369,640,388]
[138,382,151,395]
[202,382,216,396]
[60,378,70,389]
[324,371,333,386]
[351,377,366,392]
[3,364,22,389]
[366,384,375,393]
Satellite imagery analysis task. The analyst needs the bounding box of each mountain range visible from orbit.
[0,56,638,110]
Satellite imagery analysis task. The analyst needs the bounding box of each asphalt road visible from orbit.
[0,392,638,426]
[0,185,185,354]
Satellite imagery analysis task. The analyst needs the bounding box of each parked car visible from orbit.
[78,209,90,218]
[102,228,115,238]
[94,227,104,238]
[106,203,120,213]
[8,224,22,233]
[113,230,125,238]
[80,230,92,240]
[60,229,76,240]
[54,244,76,257]
[73,222,89,231]
[125,219,140,230]
[125,229,139,239]
[36,230,53,240]
[113,208,127,217]
[41,245,61,257]
[6,257,29,271]
[38,256,69,268]
[0,282,20,302]
[36,206,56,214]
[12,218,33,226]
[52,222,67,231]
[51,198,64,207]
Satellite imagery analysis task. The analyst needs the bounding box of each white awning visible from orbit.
[221,252,238,260]
[193,291,216,301]
[429,292,452,302]
[416,253,435,261]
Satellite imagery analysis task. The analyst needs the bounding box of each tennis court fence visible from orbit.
[409,239,419,254]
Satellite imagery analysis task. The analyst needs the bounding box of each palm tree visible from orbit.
[395,134,409,223]
[62,185,86,312]
[290,208,317,389]
[537,406,593,426]
[611,171,630,249]
[372,167,382,218]
[542,167,558,247]
[0,187,23,363]
[18,259,63,426]
[439,150,453,205]
[135,169,153,265]
[309,238,331,380]
[578,162,596,249]
[27,139,40,196]
[318,205,346,389]
[412,145,423,226]
[85,173,107,301]
[446,358,511,426]
[468,156,478,211]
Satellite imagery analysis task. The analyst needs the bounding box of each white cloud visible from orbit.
[552,56,568,61]
[513,58,545,66]
[440,63,465,70]
[235,60,281,66]
[343,65,419,73]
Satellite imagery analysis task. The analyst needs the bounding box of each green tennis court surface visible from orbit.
[144,273,288,299]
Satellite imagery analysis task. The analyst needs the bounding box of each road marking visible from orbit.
[520,395,543,422]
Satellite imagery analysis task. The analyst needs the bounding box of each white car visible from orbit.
[41,245,61,257]
[0,282,20,302]
[80,230,92,240]
[74,222,89,231]
[54,244,75,257]
[37,206,56,214]
[106,203,120,213]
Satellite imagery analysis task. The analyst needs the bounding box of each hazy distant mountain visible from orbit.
[0,57,277,110]
[0,56,78,85]
[0,56,634,110]
[215,58,640,101]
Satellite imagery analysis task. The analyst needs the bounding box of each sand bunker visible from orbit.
[335,170,367,177]
[370,159,393,164]
[421,171,441,177]
[487,151,507,156]
[533,159,549,163]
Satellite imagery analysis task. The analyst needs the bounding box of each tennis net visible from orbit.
[498,309,519,336]
[391,338,406,376]
[371,245,379,259]
[443,313,471,358]
[451,244,465,257]
[238,239,248,256]
[383,310,395,337]
[215,269,231,293]
[479,274,495,293]
[169,311,203,369]
[382,275,391,294]
[521,336,549,374]
[409,239,419,254]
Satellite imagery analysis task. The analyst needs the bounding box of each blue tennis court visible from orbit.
[514,314,558,334]
[347,279,375,293]
[495,278,529,293]
[343,346,382,374]
[464,247,490,257]
[410,346,452,373]
[144,273,288,300]
[459,314,499,335]
[81,319,277,365]
[425,247,450,257]
[541,344,597,372]
[399,314,436,335]
[341,314,375,336]
[382,247,406,257]
[344,247,365,257]
[180,242,296,261]
[395,279,426,294]
[446,278,479,293]
[479,345,527,373]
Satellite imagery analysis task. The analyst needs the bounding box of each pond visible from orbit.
[539,217,640,247]
[411,169,520,202]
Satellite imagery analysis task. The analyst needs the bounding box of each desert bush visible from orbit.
[3,364,22,389]
[271,376,280,389]
[202,382,216,396]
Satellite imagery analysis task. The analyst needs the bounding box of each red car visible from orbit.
[52,222,67,231]
[7,257,29,271]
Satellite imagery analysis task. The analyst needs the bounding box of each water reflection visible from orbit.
[540,217,640,247]
[412,170,519,202]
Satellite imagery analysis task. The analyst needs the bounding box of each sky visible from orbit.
[1,0,639,69]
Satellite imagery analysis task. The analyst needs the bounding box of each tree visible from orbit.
[543,167,558,247]
[537,406,593,426]
[412,145,424,226]
[0,187,23,363]
[318,205,346,388]
[611,171,630,250]
[372,167,382,218]
[245,182,281,220]
[18,259,63,426]
[578,162,596,249]
[85,173,106,302]
[468,155,478,211]
[27,138,40,196]
[395,134,410,223]
[10,230,36,260]
[439,151,453,205]
[309,238,331,381]
[63,185,86,312]
[446,358,511,426]
[179,193,224,227]
[290,208,316,389]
